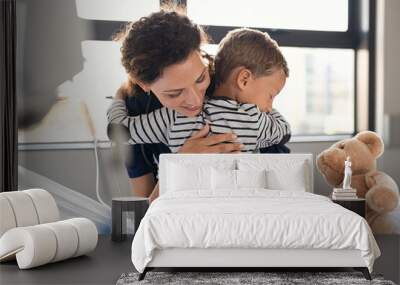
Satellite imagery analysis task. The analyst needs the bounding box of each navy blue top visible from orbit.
[123,93,171,180]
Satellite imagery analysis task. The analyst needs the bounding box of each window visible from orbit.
[193,0,365,136]
[188,0,349,32]
[276,48,355,136]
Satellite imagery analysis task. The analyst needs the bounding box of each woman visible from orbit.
[108,10,289,202]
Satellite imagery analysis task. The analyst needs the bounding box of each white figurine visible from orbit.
[342,156,352,190]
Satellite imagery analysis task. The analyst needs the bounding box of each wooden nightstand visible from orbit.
[331,197,366,218]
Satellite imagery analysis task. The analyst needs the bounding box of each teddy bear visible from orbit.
[316,131,400,234]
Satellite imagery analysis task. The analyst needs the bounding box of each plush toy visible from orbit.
[316,131,400,234]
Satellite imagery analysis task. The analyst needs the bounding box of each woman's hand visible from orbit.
[179,124,243,153]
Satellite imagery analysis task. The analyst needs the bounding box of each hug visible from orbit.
[107,11,291,202]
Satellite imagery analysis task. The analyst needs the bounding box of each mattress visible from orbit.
[131,190,380,273]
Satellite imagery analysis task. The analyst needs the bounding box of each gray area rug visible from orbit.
[116,271,396,285]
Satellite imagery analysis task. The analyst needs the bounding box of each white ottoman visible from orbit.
[0,189,98,269]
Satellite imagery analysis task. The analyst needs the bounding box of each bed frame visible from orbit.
[140,248,371,280]
[138,154,372,281]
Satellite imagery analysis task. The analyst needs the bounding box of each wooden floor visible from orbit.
[0,236,133,285]
[0,235,398,285]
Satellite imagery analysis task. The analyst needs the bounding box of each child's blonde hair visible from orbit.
[214,28,289,86]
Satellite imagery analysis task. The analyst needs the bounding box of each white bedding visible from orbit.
[131,190,380,273]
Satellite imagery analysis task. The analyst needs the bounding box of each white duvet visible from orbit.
[131,190,380,273]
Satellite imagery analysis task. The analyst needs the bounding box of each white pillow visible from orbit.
[211,168,268,190]
[237,159,307,191]
[167,162,212,191]
[236,169,268,189]
[266,167,306,191]
[211,168,237,190]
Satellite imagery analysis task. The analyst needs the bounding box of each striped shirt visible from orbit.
[107,97,291,153]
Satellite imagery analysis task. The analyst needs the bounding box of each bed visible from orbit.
[131,154,380,280]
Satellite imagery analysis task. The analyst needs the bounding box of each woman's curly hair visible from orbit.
[115,11,209,91]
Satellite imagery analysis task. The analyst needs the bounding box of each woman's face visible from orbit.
[147,50,211,117]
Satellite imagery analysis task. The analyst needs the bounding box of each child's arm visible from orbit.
[256,109,291,148]
[107,99,170,145]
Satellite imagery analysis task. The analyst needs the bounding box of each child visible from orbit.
[107,28,290,153]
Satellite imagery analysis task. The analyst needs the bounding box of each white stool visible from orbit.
[0,189,98,269]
